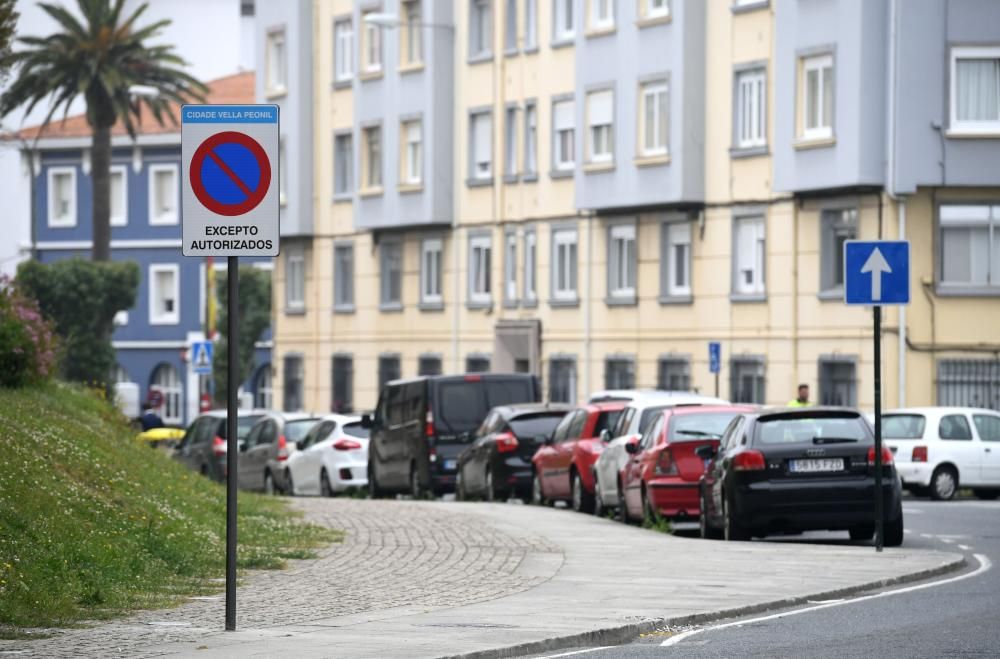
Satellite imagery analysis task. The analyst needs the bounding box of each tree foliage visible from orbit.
[16,258,138,386]
[213,267,271,405]
[0,0,19,86]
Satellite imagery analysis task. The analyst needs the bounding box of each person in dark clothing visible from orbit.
[140,405,165,431]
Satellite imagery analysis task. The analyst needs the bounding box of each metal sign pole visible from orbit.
[715,372,719,399]
[225,256,239,629]
[873,305,884,553]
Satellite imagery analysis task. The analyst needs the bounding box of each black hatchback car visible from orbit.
[456,403,571,502]
[699,408,903,545]
[173,410,268,482]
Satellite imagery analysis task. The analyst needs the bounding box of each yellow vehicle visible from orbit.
[136,427,186,449]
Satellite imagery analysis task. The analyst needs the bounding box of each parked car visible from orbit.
[275,414,370,496]
[882,407,1000,501]
[456,403,571,502]
[699,407,904,545]
[588,389,665,403]
[619,405,754,524]
[173,410,268,481]
[363,373,542,498]
[238,412,320,494]
[531,401,626,512]
[592,392,730,516]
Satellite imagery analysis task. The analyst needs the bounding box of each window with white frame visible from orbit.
[505,0,518,52]
[819,358,857,407]
[334,243,354,309]
[642,0,669,20]
[662,220,691,298]
[524,102,538,175]
[553,0,574,42]
[731,357,766,404]
[402,0,423,66]
[951,47,1000,134]
[402,119,423,185]
[553,98,575,171]
[524,0,538,48]
[470,0,492,59]
[587,89,614,163]
[363,125,383,189]
[418,354,442,376]
[362,12,383,73]
[524,229,537,301]
[733,215,766,296]
[334,19,354,82]
[470,110,493,180]
[266,29,287,94]
[608,223,635,299]
[939,204,1000,290]
[283,355,304,412]
[421,238,443,304]
[504,232,518,302]
[149,164,178,225]
[150,363,182,424]
[657,357,690,391]
[334,133,353,196]
[149,264,180,325]
[549,356,577,403]
[378,355,401,391]
[504,106,519,177]
[605,357,635,389]
[255,366,273,410]
[800,53,833,140]
[552,228,578,300]
[588,0,614,31]
[279,137,288,205]
[331,355,353,412]
[110,165,127,226]
[735,68,766,149]
[286,251,305,310]
[639,80,668,157]
[820,208,857,293]
[469,234,492,304]
[380,240,403,307]
[47,167,76,227]
[467,355,491,372]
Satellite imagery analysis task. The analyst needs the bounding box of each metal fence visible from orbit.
[937,359,1000,411]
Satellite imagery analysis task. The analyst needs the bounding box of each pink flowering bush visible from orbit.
[0,274,58,387]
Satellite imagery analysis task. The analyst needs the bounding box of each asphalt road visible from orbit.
[529,497,1000,659]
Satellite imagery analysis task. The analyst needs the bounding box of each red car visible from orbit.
[532,401,625,512]
[620,405,755,524]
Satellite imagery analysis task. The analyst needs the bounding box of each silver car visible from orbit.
[237,412,320,494]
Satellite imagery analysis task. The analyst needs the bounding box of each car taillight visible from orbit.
[333,439,362,451]
[867,445,894,466]
[912,446,928,463]
[464,374,482,382]
[495,432,519,454]
[655,448,677,475]
[732,450,766,471]
[425,410,435,439]
[212,436,226,457]
[277,435,289,461]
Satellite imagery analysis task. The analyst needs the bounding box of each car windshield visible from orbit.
[436,379,536,434]
[669,412,741,441]
[756,415,869,445]
[883,414,926,439]
[508,413,565,440]
[594,411,621,436]
[342,421,369,439]
[236,415,264,440]
[285,419,319,442]
[638,406,668,434]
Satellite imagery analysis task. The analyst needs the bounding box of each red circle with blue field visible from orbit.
[189,131,272,217]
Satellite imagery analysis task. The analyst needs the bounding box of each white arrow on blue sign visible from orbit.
[843,240,910,306]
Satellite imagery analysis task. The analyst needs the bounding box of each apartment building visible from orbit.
[267,0,1000,414]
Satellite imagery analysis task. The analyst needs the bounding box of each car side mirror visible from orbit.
[295,440,306,451]
[543,434,554,446]
[694,444,716,460]
[625,441,639,455]
[239,441,248,452]
[361,414,373,429]
[599,429,611,443]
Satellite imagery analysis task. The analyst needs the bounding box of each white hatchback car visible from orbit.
[591,391,729,517]
[282,414,370,496]
[883,407,1000,501]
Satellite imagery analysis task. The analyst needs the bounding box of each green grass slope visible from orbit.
[0,383,339,630]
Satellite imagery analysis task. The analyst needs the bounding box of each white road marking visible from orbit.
[538,647,613,658]
[959,545,971,551]
[903,507,924,514]
[662,554,992,648]
[919,533,933,538]
[941,538,955,544]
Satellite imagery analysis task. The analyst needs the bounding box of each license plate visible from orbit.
[444,459,457,471]
[789,458,844,473]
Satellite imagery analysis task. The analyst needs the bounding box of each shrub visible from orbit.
[0,274,57,387]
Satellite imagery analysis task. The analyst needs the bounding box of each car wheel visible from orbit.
[723,494,750,542]
[641,488,657,526]
[532,473,552,507]
[592,472,605,518]
[930,466,958,501]
[264,470,276,496]
[456,470,467,501]
[571,471,595,514]
[320,469,333,498]
[367,465,384,499]
[849,524,875,541]
[883,504,905,547]
[410,464,425,499]
[285,471,295,497]
[200,464,208,478]
[973,489,999,501]
[699,494,722,540]
[615,479,628,524]
[486,468,498,502]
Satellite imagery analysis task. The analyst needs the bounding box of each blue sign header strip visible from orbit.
[182,104,278,124]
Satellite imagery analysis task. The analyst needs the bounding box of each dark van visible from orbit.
[363,373,542,497]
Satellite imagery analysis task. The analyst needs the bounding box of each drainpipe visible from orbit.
[898,201,906,407]
[887,0,906,408]
[584,211,593,398]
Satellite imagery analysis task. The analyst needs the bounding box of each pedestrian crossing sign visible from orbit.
[192,341,214,375]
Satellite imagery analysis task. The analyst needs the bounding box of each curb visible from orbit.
[441,552,967,659]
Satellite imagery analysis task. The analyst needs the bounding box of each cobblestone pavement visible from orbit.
[0,499,564,659]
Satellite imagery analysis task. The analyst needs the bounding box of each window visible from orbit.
[735,68,766,149]
[283,355,304,412]
[470,0,492,59]
[421,238,443,305]
[733,215,766,296]
[553,0,574,42]
[361,12,383,74]
[951,47,1000,134]
[334,19,354,82]
[110,165,127,226]
[505,106,519,178]
[362,125,382,190]
[552,227,578,300]
[608,223,636,299]
[333,133,353,197]
[642,0,669,20]
[504,232,518,302]
[818,359,856,406]
[254,366,273,410]
[524,229,537,301]
[586,89,614,163]
[469,110,493,180]
[149,164,178,225]
[524,0,538,49]
[286,251,305,311]
[331,355,353,413]
[150,363,182,424]
[973,414,1000,442]
[940,414,973,441]
[469,233,492,304]
[402,119,423,185]
[266,29,287,94]
[505,0,518,52]
[605,357,634,389]
[47,167,76,227]
[820,208,857,293]
[418,355,442,376]
[588,0,614,31]
[658,357,690,391]
[378,355,401,392]
[639,80,668,157]
[279,137,288,205]
[937,359,1000,410]
[731,357,765,404]
[334,243,354,309]
[662,220,691,299]
[939,204,1000,290]
[402,0,423,66]
[380,240,403,307]
[800,53,833,140]
[524,102,538,176]
[552,98,575,171]
[149,264,179,325]
[549,357,577,403]
[466,355,491,372]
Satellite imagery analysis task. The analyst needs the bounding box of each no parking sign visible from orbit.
[181,104,279,256]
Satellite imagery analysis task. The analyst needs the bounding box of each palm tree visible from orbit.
[0,0,207,261]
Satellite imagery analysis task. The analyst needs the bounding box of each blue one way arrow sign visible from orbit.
[844,240,910,306]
